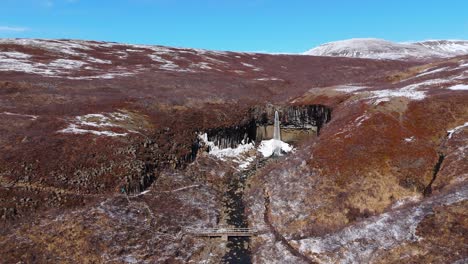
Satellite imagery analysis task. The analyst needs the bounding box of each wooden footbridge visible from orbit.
[185,227,259,241]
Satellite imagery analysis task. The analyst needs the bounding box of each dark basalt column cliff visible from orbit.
[252,104,332,134]
[206,104,332,149]
[123,105,331,194]
[206,120,257,149]
[281,105,331,133]
[123,132,202,194]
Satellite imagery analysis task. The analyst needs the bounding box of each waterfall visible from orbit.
[273,111,281,156]
[273,111,281,140]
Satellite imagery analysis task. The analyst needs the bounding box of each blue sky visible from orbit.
[0,0,467,53]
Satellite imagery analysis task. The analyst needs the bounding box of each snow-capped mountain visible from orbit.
[304,38,468,60]
[413,40,468,54]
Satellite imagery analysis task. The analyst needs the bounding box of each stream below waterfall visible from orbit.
[221,170,251,264]
[213,109,314,263]
[220,158,271,264]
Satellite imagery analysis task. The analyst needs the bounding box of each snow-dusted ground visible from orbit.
[14,171,218,263]
[0,51,105,77]
[255,77,283,81]
[58,112,136,137]
[360,69,465,104]
[306,61,466,106]
[0,38,264,79]
[1,111,38,120]
[408,66,449,79]
[366,82,428,104]
[296,185,467,263]
[447,122,468,139]
[334,112,370,137]
[333,85,367,93]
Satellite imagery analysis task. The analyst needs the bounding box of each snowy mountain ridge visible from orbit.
[304,38,468,60]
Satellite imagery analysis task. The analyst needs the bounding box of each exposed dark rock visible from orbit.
[206,104,332,149]
[424,153,446,196]
[207,120,257,149]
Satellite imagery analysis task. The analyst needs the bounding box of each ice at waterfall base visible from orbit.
[258,139,293,157]
[199,133,292,159]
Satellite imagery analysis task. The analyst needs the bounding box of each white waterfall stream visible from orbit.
[273,111,282,156]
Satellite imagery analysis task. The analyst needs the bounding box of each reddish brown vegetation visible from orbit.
[0,39,467,263]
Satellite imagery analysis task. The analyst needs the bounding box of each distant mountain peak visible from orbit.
[304,38,468,60]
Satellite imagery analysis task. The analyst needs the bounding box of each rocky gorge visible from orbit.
[0,38,467,263]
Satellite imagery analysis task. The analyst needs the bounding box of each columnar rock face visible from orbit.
[206,121,257,149]
[252,105,332,142]
[0,39,467,263]
[279,105,331,131]
[252,105,331,128]
[205,105,332,148]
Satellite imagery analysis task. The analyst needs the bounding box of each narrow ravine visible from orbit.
[220,157,286,263]
[207,106,330,262]
[424,153,445,196]
[221,170,253,263]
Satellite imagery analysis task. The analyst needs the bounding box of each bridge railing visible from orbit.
[185,227,259,235]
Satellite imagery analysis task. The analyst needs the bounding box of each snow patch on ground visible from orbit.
[241,62,262,71]
[238,156,256,170]
[448,84,468,91]
[368,85,426,103]
[191,62,213,70]
[0,53,132,79]
[447,122,468,139]
[60,124,128,137]
[0,39,172,78]
[67,71,139,80]
[49,59,87,70]
[365,78,451,104]
[0,38,264,78]
[255,77,283,81]
[58,112,134,137]
[0,39,92,56]
[147,46,231,73]
[87,57,112,64]
[410,66,449,79]
[1,111,38,120]
[354,115,370,127]
[149,54,189,72]
[126,48,145,53]
[0,58,50,75]
[391,195,421,209]
[0,51,32,59]
[334,85,367,93]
